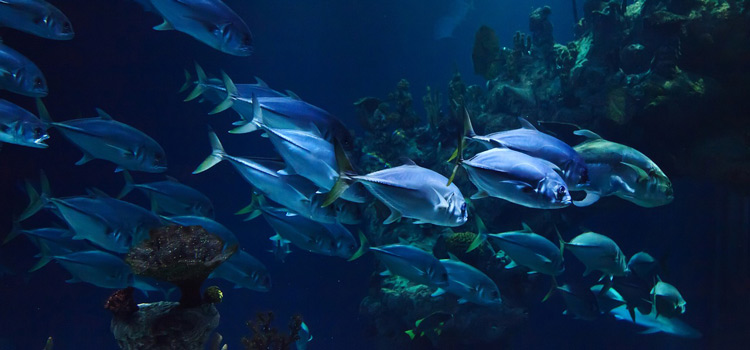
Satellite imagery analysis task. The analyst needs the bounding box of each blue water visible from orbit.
[0,0,745,349]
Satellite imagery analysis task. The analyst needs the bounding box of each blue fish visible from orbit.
[16,226,96,272]
[0,0,73,40]
[0,42,47,96]
[53,251,134,289]
[0,98,49,148]
[609,304,701,338]
[557,283,601,321]
[209,250,271,292]
[433,258,501,306]
[268,235,292,263]
[370,244,448,287]
[296,321,312,350]
[182,64,286,103]
[145,0,252,56]
[42,106,167,173]
[118,170,214,218]
[565,232,627,278]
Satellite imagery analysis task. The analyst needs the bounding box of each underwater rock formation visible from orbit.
[241,311,303,350]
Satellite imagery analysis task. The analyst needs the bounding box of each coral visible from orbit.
[105,287,139,319]
[471,25,502,80]
[203,286,223,304]
[126,225,237,308]
[241,311,302,350]
[529,6,555,64]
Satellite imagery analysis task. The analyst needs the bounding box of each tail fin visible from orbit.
[184,62,207,102]
[209,71,238,115]
[36,98,52,123]
[19,171,51,221]
[193,129,227,174]
[542,275,558,302]
[178,69,192,93]
[235,193,264,221]
[348,231,370,261]
[117,170,136,199]
[3,221,21,245]
[322,139,356,207]
[463,107,477,139]
[229,93,262,134]
[466,215,488,253]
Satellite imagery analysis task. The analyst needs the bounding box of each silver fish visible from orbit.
[53,250,134,289]
[148,0,252,56]
[651,280,686,318]
[557,283,601,321]
[572,129,673,207]
[44,107,167,173]
[463,112,588,186]
[268,235,292,263]
[369,244,448,287]
[118,170,214,217]
[209,250,271,292]
[0,42,47,96]
[16,226,95,272]
[487,224,564,277]
[0,98,49,148]
[565,231,627,278]
[610,304,701,338]
[433,258,502,305]
[0,0,73,40]
[459,147,571,209]
[627,251,660,282]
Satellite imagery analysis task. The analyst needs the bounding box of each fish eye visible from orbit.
[241,35,252,47]
[63,22,72,32]
[579,168,589,184]
[33,77,44,89]
[33,127,43,138]
[556,186,567,200]
[460,202,467,212]
[441,272,448,281]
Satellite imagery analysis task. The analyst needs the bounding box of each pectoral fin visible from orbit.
[153,19,174,31]
[384,208,402,224]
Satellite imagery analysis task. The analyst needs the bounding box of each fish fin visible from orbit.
[149,196,160,214]
[117,170,135,199]
[36,98,51,122]
[505,260,518,269]
[19,180,47,222]
[193,128,226,174]
[458,298,469,304]
[470,190,489,200]
[447,122,466,185]
[95,108,114,120]
[347,231,369,261]
[639,328,660,335]
[184,62,206,102]
[322,139,355,207]
[285,90,301,100]
[573,129,602,139]
[209,71,237,115]
[620,162,650,182]
[405,330,416,340]
[431,288,446,297]
[517,117,538,130]
[384,209,402,224]
[399,157,417,166]
[2,220,22,245]
[229,121,259,134]
[527,270,538,275]
[75,152,95,165]
[582,267,594,277]
[612,176,635,194]
[432,187,449,210]
[178,69,192,93]
[153,19,174,31]
[534,253,552,264]
[379,270,391,276]
[542,276,558,302]
[254,76,269,87]
[466,232,486,253]
[573,191,601,207]
[28,256,52,272]
[521,222,533,232]
[628,306,637,323]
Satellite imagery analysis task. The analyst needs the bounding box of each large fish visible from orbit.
[261,205,364,260]
[209,250,270,292]
[369,244,449,287]
[143,0,252,56]
[42,106,167,173]
[609,304,701,338]
[454,146,571,209]
[193,130,339,223]
[651,279,686,318]
[433,258,502,306]
[565,231,627,279]
[461,111,588,187]
[53,250,134,289]
[0,0,74,40]
[0,42,47,96]
[0,98,49,148]
[14,226,95,272]
[572,129,673,207]
[118,170,214,218]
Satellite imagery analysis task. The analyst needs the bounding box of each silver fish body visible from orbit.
[462,148,571,209]
[437,259,502,305]
[0,42,47,96]
[53,250,134,289]
[488,230,564,276]
[370,244,449,287]
[209,250,271,292]
[651,281,686,318]
[566,232,627,277]
[262,206,357,259]
[0,99,49,148]
[0,0,73,40]
[610,304,701,338]
[120,172,214,217]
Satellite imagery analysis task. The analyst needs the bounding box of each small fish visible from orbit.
[609,304,701,338]
[433,258,502,305]
[42,106,167,173]
[53,250,134,289]
[118,170,214,217]
[182,63,286,103]
[651,279,686,318]
[209,250,271,292]
[460,111,588,186]
[0,98,49,148]
[147,0,252,56]
[0,0,74,40]
[0,42,47,96]
[565,231,627,279]
[627,251,660,282]
[370,244,449,287]
[590,284,627,314]
[572,129,673,207]
[612,273,654,322]
[557,283,601,321]
[160,215,239,250]
[15,226,96,272]
[404,311,453,341]
[268,235,292,263]
[296,321,313,350]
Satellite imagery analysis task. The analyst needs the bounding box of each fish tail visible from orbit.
[347,231,370,261]
[18,171,51,222]
[542,275,558,302]
[463,106,477,139]
[178,69,192,93]
[36,98,52,123]
[228,93,261,134]
[235,193,264,221]
[2,221,22,245]
[193,128,226,174]
[447,113,467,185]
[466,215,488,252]
[405,329,416,340]
[209,71,238,115]
[117,170,136,199]
[322,139,356,207]
[184,62,207,102]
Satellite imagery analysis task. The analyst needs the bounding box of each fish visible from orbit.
[296,321,312,350]
[160,215,239,249]
[460,111,588,187]
[268,235,292,263]
[627,251,660,282]
[433,258,502,305]
[261,205,365,260]
[41,105,167,173]
[118,170,214,218]
[590,284,627,314]
[572,129,673,207]
[564,231,627,280]
[404,311,453,341]
[193,130,341,223]
[15,226,97,272]
[52,250,134,289]
[609,305,701,338]
[182,63,286,103]
[0,98,49,148]
[557,283,601,321]
[651,279,686,318]
[327,145,467,226]
[0,41,47,96]
[147,0,252,56]
[0,0,74,40]
[209,250,271,292]
[369,244,449,287]
[612,273,654,322]
[453,146,571,209]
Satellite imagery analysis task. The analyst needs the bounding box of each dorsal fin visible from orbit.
[521,222,533,232]
[574,129,602,139]
[95,108,114,120]
[399,157,417,166]
[518,117,537,130]
[254,76,269,88]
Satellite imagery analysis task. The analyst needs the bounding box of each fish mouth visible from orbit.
[32,137,50,148]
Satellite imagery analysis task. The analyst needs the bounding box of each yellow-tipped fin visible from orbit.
[347,231,369,261]
[178,69,192,93]
[466,215,488,253]
[542,275,558,302]
[446,131,465,186]
[193,129,225,174]
[184,62,206,102]
[209,71,237,115]
[322,139,355,207]
[404,330,416,340]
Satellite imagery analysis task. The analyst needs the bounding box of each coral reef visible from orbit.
[105,287,139,319]
[241,311,303,350]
